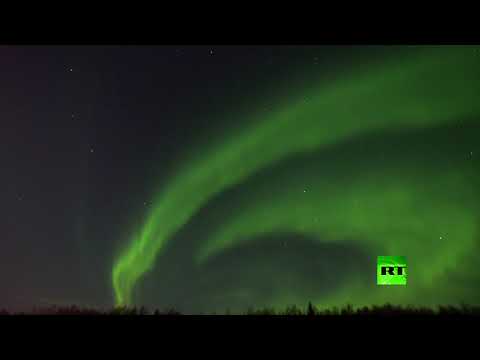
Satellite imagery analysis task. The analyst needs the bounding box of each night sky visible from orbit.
[2,45,480,313]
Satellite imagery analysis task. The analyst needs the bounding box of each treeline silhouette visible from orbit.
[1,303,480,316]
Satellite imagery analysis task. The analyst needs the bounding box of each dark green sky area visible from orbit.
[1,46,479,313]
[137,118,480,313]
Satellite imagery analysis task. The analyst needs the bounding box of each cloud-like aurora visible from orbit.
[113,47,480,308]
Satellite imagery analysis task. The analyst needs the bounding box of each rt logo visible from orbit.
[377,256,407,286]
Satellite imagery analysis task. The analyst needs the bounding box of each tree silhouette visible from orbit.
[307,302,317,316]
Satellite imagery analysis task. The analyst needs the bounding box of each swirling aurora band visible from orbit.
[113,47,480,307]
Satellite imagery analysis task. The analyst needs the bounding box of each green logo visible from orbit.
[377,256,407,285]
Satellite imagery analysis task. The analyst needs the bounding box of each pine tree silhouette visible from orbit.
[307,302,317,316]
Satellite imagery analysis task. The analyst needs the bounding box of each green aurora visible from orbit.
[112,47,480,310]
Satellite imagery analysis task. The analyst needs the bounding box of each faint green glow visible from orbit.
[112,47,480,306]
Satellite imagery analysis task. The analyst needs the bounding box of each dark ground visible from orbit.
[2,303,480,317]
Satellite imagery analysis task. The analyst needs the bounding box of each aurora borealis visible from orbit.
[112,46,480,311]
[2,45,480,314]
